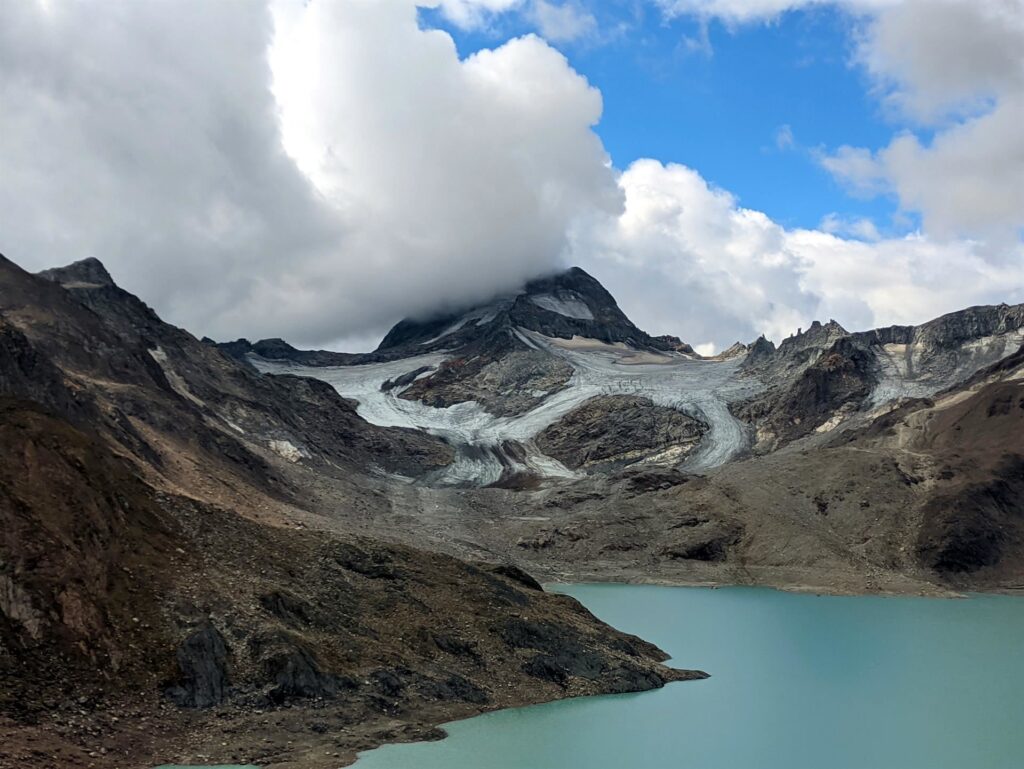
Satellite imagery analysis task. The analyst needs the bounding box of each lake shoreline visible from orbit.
[354,584,1024,769]
[7,580,1021,769]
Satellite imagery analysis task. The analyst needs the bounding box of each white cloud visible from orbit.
[876,97,1024,242]
[654,0,820,23]
[529,1,598,42]
[856,0,1024,123]
[774,124,795,151]
[432,0,525,29]
[569,159,1023,351]
[269,0,619,332]
[654,0,895,24]
[817,144,889,196]
[818,1,1024,241]
[819,213,881,241]
[0,0,342,342]
[1,0,618,345]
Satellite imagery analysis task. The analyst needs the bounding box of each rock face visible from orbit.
[208,261,1024,598]
[165,623,231,708]
[237,263,1024,490]
[37,256,114,287]
[219,267,681,370]
[734,336,875,452]
[735,308,1024,454]
[5,251,1024,766]
[31,256,455,480]
[398,349,573,417]
[536,395,708,470]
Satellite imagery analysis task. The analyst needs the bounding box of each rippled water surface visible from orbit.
[355,585,1024,769]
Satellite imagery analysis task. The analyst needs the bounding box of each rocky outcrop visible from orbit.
[854,303,1024,351]
[25,254,455,480]
[734,336,875,452]
[536,395,707,470]
[398,349,572,416]
[165,623,231,708]
[659,521,744,563]
[213,337,360,367]
[37,256,114,287]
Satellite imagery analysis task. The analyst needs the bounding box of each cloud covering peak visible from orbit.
[1,0,618,346]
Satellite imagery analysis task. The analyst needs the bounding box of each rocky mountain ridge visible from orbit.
[221,266,679,368]
[0,255,702,769]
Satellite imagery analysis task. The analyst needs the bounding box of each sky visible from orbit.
[1,0,1022,353]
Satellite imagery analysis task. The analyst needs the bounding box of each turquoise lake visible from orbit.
[354,584,1024,769]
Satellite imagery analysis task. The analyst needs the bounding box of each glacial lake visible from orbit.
[354,584,1024,769]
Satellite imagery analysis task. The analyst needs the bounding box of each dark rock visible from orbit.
[536,395,707,470]
[258,591,315,627]
[430,633,480,660]
[38,257,114,287]
[331,543,397,579]
[521,649,606,685]
[381,366,432,392]
[216,337,360,366]
[660,523,743,563]
[489,564,544,591]
[600,663,667,694]
[370,669,405,698]
[417,674,489,704]
[164,622,230,708]
[499,618,571,652]
[622,467,692,495]
[734,336,874,451]
[917,456,1024,574]
[260,641,355,703]
[377,267,674,355]
[500,618,606,684]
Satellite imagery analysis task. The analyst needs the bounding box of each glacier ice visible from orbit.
[249,330,763,485]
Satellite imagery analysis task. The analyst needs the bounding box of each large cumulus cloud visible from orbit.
[0,0,618,347]
[568,159,1022,353]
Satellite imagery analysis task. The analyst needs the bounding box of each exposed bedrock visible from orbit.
[733,336,875,453]
[536,395,708,470]
[399,349,573,417]
[165,622,231,708]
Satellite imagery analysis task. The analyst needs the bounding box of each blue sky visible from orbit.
[424,4,905,235]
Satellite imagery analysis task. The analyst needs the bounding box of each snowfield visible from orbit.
[250,330,764,485]
[869,331,1024,406]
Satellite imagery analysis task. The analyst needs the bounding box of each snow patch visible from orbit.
[419,317,470,345]
[148,347,206,407]
[871,331,1024,405]
[269,439,306,462]
[529,292,594,320]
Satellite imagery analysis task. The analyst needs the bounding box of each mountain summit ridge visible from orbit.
[375,265,669,355]
[217,265,680,367]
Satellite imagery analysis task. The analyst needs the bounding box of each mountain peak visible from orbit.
[375,265,671,355]
[38,257,115,288]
